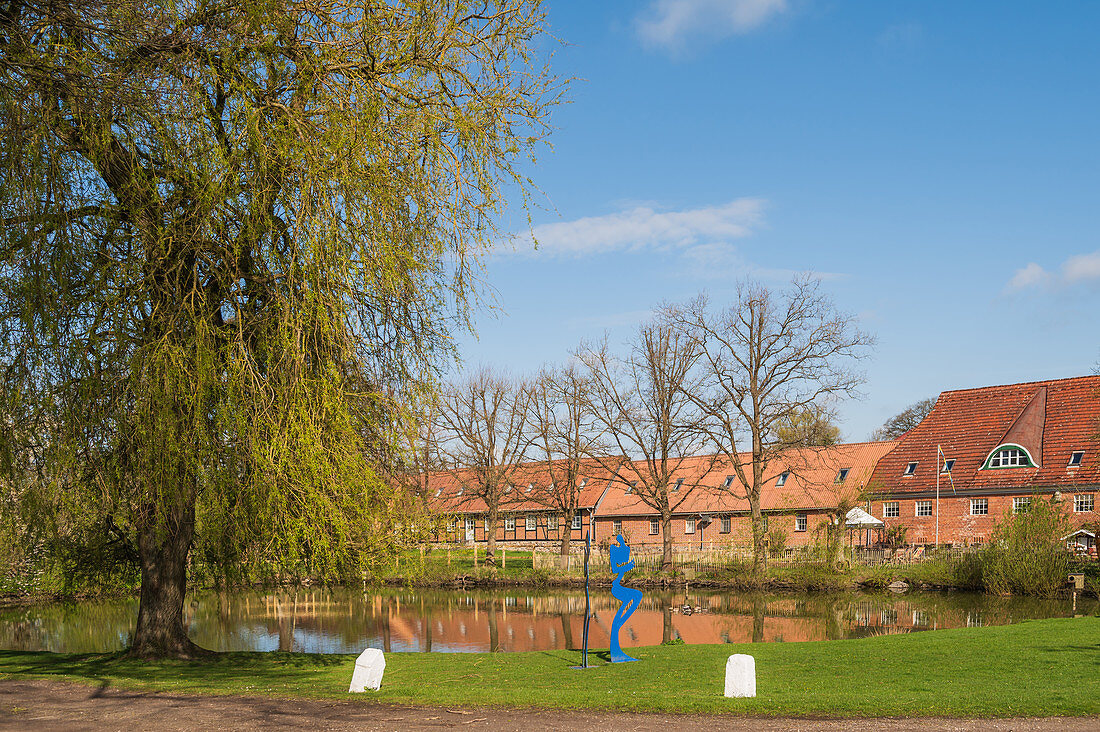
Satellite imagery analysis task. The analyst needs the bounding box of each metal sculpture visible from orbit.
[572,529,593,669]
[608,533,642,663]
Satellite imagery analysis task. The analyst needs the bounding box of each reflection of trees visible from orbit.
[487,602,500,653]
[752,596,765,643]
[3,587,1097,654]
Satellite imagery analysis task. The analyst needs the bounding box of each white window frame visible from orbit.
[613,519,623,535]
[1069,451,1085,467]
[904,462,918,476]
[724,475,734,488]
[1012,497,1031,514]
[720,515,731,533]
[526,515,537,531]
[883,501,900,518]
[985,445,1035,469]
[685,518,696,534]
[941,459,955,473]
[1074,494,1094,513]
[835,468,850,483]
[505,515,516,531]
[649,519,659,535]
[970,498,988,516]
[571,514,582,530]
[762,514,769,532]
[795,514,807,532]
[626,481,637,494]
[673,478,684,492]
[776,471,789,486]
[915,500,933,517]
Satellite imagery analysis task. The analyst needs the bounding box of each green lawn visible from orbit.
[1,617,1097,717]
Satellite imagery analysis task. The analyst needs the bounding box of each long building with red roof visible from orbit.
[422,375,1099,554]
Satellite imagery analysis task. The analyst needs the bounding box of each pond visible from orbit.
[1,587,1094,654]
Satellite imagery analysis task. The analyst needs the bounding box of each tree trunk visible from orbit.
[485,508,498,567]
[129,502,205,659]
[558,510,573,569]
[661,513,673,572]
[750,499,765,575]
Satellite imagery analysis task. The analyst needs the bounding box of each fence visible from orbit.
[533,544,981,573]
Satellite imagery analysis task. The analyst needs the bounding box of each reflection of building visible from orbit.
[424,376,1100,550]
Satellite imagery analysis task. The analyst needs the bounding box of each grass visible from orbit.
[1,616,1097,716]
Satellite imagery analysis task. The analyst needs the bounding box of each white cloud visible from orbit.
[508,198,766,258]
[635,0,788,52]
[1062,251,1100,283]
[1006,262,1052,292]
[1006,251,1100,292]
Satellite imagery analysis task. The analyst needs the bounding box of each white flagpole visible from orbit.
[935,444,941,547]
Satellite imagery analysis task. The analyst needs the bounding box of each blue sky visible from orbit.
[454,0,1100,441]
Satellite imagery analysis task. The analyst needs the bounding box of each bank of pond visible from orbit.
[1,587,1095,654]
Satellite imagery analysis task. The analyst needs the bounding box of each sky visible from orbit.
[452,0,1100,442]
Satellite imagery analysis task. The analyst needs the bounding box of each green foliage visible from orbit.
[0,0,559,613]
[981,498,1072,597]
[766,527,787,557]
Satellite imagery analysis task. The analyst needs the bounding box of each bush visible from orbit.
[981,497,1071,597]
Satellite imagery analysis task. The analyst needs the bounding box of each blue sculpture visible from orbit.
[608,533,642,663]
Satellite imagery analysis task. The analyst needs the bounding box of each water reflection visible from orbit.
[1,588,1094,654]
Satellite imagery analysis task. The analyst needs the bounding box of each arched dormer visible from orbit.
[982,443,1039,469]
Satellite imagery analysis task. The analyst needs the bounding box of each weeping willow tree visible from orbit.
[0,0,557,657]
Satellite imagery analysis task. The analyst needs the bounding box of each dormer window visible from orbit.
[724,475,734,488]
[776,471,789,486]
[904,462,917,476]
[984,445,1036,469]
[835,468,850,483]
[1069,451,1084,467]
[940,459,955,473]
[673,478,683,491]
[579,479,587,489]
[626,481,637,494]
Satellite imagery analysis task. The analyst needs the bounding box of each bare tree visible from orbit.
[577,322,707,571]
[673,276,874,573]
[870,397,936,441]
[436,368,531,566]
[526,362,608,566]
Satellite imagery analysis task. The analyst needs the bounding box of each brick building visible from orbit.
[589,442,894,551]
[423,375,1100,553]
[866,376,1099,548]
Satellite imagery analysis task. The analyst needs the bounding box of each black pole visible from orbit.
[581,528,591,668]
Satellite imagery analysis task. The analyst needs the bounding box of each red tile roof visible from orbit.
[596,441,896,516]
[422,458,621,515]
[868,375,1100,494]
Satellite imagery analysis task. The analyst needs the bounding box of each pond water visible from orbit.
[1,587,1093,654]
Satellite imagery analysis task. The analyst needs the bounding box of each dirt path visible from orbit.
[0,679,1093,731]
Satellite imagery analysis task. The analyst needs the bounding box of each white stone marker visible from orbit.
[348,648,386,692]
[724,654,756,698]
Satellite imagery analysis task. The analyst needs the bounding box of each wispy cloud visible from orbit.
[876,22,924,52]
[1005,251,1100,292]
[680,241,847,282]
[635,0,788,53]
[567,309,654,331]
[507,198,766,258]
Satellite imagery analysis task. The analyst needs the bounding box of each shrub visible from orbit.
[981,497,1071,597]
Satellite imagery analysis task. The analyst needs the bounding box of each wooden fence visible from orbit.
[533,544,980,572]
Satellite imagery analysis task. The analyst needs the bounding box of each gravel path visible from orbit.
[0,679,1093,731]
